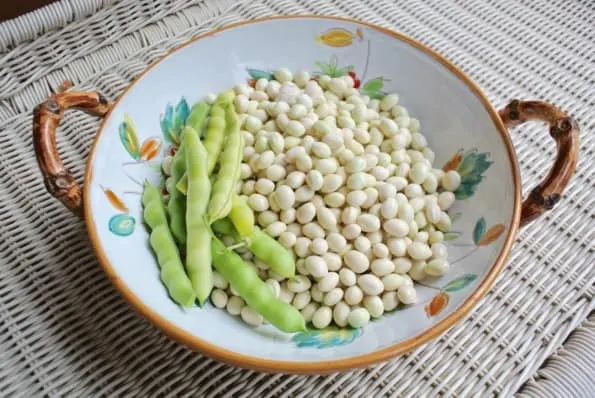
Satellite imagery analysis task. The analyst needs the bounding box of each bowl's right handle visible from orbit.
[498,100,580,227]
[32,81,112,216]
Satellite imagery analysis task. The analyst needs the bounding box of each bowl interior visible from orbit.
[86,17,517,369]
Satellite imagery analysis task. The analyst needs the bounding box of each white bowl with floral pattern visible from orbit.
[32,16,579,373]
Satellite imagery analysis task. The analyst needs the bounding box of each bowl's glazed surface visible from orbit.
[33,16,579,373]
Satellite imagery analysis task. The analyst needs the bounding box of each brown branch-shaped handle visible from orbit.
[499,100,580,227]
[33,81,112,216]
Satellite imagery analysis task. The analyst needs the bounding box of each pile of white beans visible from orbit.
[164,68,462,329]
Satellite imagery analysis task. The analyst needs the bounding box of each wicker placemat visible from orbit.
[0,0,593,396]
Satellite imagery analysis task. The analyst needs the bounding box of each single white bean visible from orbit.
[357,213,381,232]
[278,286,295,304]
[213,271,229,289]
[257,211,278,227]
[431,243,448,259]
[306,170,324,191]
[248,193,269,212]
[425,258,450,276]
[226,296,245,316]
[241,306,264,326]
[364,295,384,318]
[438,191,456,210]
[323,252,342,271]
[317,272,340,292]
[344,286,364,305]
[300,302,319,323]
[296,202,316,224]
[371,258,395,276]
[265,221,286,237]
[397,285,417,305]
[342,224,362,240]
[316,206,338,231]
[312,306,333,329]
[442,170,462,191]
[295,186,315,202]
[303,222,325,239]
[333,301,351,327]
[382,292,400,311]
[383,219,409,237]
[211,289,228,308]
[324,192,346,208]
[358,274,384,296]
[348,308,371,328]
[339,268,357,287]
[372,243,389,258]
[294,237,312,258]
[323,288,344,306]
[408,260,427,281]
[327,232,347,254]
[265,279,281,298]
[310,237,329,255]
[305,255,328,278]
[292,291,312,310]
[388,238,408,257]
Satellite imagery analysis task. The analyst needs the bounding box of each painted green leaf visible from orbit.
[366,91,386,99]
[443,231,461,241]
[291,326,362,349]
[473,217,486,245]
[443,274,478,292]
[454,149,493,200]
[160,98,190,144]
[109,214,136,237]
[246,68,273,80]
[362,77,384,93]
[119,114,140,160]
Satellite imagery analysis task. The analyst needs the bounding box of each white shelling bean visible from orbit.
[381,197,398,219]
[316,158,339,175]
[395,163,411,178]
[213,272,229,289]
[295,153,313,171]
[265,279,281,298]
[295,186,315,202]
[296,259,308,275]
[255,178,275,195]
[370,258,394,276]
[382,292,399,311]
[354,128,371,144]
[323,288,344,306]
[398,285,417,305]
[241,181,255,196]
[341,206,360,225]
[310,285,324,302]
[303,222,325,239]
[438,191,456,210]
[278,286,295,304]
[294,237,312,258]
[310,238,328,255]
[387,176,408,192]
[422,173,438,193]
[284,136,301,149]
[410,132,427,150]
[339,268,357,287]
[357,214,381,232]
[278,231,297,249]
[292,291,311,310]
[344,250,369,273]
[388,238,408,257]
[368,203,381,217]
[265,221,286,237]
[426,203,442,224]
[289,103,308,120]
[398,202,415,222]
[274,185,295,210]
[414,211,428,229]
[306,170,324,191]
[312,306,333,329]
[342,224,362,240]
[337,148,355,165]
[425,258,450,276]
[327,233,347,253]
[257,211,278,227]
[316,174,341,195]
[301,303,319,323]
[248,194,269,212]
[311,195,325,209]
[305,255,328,278]
[364,295,384,318]
[371,166,389,181]
[358,274,384,296]
[354,236,372,253]
[323,252,342,271]
[380,93,399,111]
[384,219,409,237]
[379,118,399,136]
[408,260,427,281]
[226,296,245,316]
[429,230,444,244]
[431,243,448,259]
[436,212,452,232]
[333,302,351,327]
[346,190,367,207]
[409,197,426,212]
[407,221,419,239]
[286,171,306,189]
[382,274,408,291]
[312,142,332,158]
[416,231,429,243]
[211,289,228,309]
[378,183,397,201]
[286,223,302,236]
[362,187,379,208]
[344,286,364,305]
[240,163,252,179]
[348,308,371,328]
[324,192,346,208]
[316,206,337,231]
[318,272,340,292]
[279,208,296,224]
[442,170,462,191]
[404,183,424,198]
[366,231,383,245]
[373,243,389,258]
[267,165,286,182]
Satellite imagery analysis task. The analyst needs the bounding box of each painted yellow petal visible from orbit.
[140,137,163,161]
[316,28,354,47]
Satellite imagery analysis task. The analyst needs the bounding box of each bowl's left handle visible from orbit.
[33,81,112,216]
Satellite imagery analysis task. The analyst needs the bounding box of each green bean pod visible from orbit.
[211,238,306,333]
[212,218,295,279]
[168,139,187,245]
[207,104,243,223]
[176,101,211,194]
[142,182,195,307]
[203,105,227,175]
[183,127,213,305]
[228,195,255,237]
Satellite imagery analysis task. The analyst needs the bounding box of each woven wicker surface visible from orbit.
[0,0,593,396]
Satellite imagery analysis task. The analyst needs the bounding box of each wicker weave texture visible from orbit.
[0,0,593,397]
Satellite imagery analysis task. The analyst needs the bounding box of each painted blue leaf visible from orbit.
[473,217,486,245]
[443,274,478,292]
[172,98,190,134]
[160,104,174,143]
[160,98,189,145]
[291,327,362,349]
[246,68,274,80]
[109,214,136,237]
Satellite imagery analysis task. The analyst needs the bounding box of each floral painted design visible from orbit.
[160,98,190,145]
[424,274,478,317]
[108,214,136,237]
[315,27,364,47]
[292,327,362,349]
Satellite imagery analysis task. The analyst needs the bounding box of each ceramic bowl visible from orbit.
[32,16,579,373]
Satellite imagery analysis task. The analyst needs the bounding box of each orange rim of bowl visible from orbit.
[84,15,522,374]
